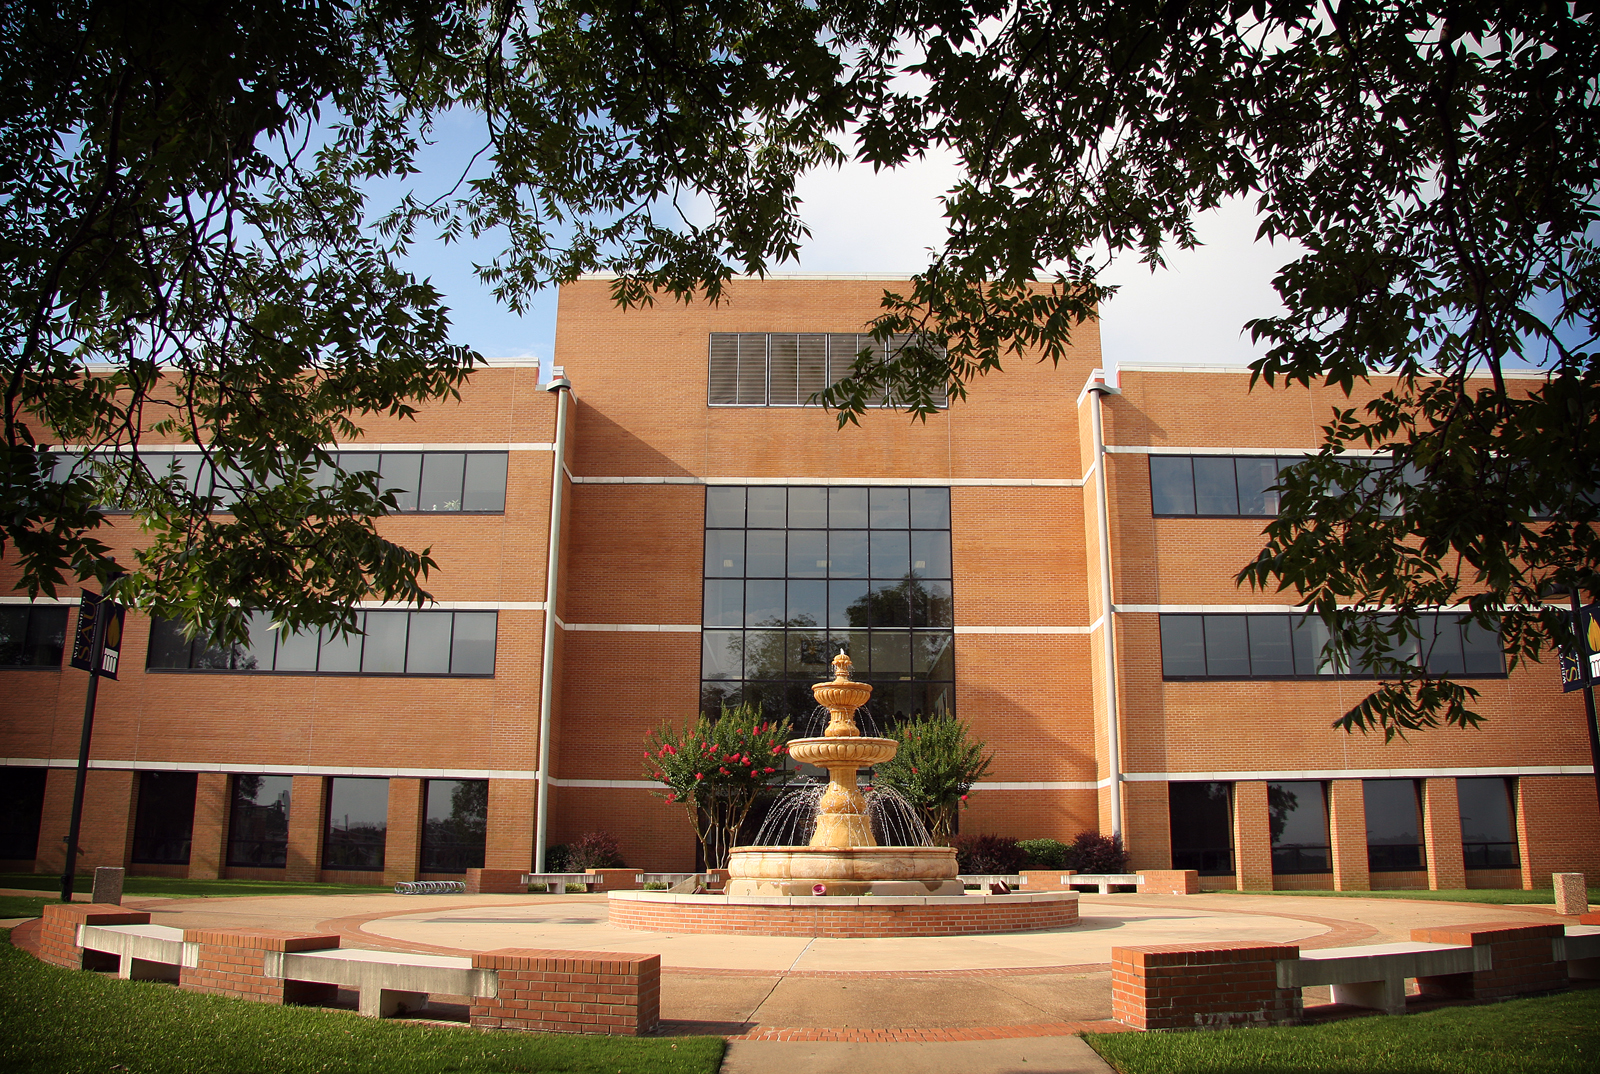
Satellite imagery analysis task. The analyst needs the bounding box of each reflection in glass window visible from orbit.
[1159,613,1503,679]
[228,775,292,868]
[1458,777,1519,868]
[421,779,487,873]
[0,604,69,668]
[1150,455,1297,517]
[146,611,497,676]
[1268,781,1331,874]
[702,485,955,726]
[1169,782,1233,875]
[324,777,388,871]
[1364,779,1425,871]
[132,771,197,865]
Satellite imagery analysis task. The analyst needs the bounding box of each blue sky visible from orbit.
[395,118,1295,377]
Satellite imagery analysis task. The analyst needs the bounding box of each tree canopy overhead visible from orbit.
[4,0,1596,736]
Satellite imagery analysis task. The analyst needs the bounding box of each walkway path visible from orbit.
[9,889,1579,1073]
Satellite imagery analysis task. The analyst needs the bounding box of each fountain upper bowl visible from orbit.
[787,736,897,768]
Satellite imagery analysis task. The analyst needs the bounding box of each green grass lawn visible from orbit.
[0,872,390,901]
[1217,887,1598,906]
[1084,988,1600,1074]
[0,893,51,919]
[0,929,723,1074]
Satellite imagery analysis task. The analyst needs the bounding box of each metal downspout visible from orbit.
[535,371,571,872]
[1086,371,1123,840]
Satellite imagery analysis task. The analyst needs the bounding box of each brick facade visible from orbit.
[1,276,1594,888]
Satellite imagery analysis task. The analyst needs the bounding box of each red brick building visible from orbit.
[1,276,1594,891]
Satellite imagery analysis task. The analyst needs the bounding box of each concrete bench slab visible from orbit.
[269,947,497,1018]
[1278,941,1486,1015]
[79,923,187,981]
[1065,874,1142,894]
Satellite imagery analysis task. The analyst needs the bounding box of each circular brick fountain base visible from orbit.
[607,890,1079,938]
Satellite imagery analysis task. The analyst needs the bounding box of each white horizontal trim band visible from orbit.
[1122,765,1595,782]
[954,626,1095,635]
[3,757,540,780]
[1113,604,1483,614]
[0,596,75,605]
[358,600,545,611]
[571,476,1085,487]
[552,779,662,790]
[49,442,554,453]
[555,619,700,633]
[1107,445,1341,457]
[1113,362,1554,382]
[971,781,1102,791]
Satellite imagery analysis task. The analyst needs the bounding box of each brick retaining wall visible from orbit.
[1410,922,1568,1000]
[1111,943,1302,1031]
[470,949,660,1036]
[180,928,343,1005]
[37,904,150,970]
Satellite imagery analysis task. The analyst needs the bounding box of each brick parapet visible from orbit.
[1410,921,1567,1000]
[1139,870,1200,895]
[465,867,528,894]
[1111,942,1301,1031]
[470,948,661,1036]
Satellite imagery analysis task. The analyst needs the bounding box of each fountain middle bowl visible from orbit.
[786,736,897,768]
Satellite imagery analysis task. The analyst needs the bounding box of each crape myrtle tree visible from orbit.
[643,704,792,869]
[873,713,992,844]
[8,0,1598,740]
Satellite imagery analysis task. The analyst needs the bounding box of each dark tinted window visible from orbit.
[0,767,47,860]
[0,605,69,667]
[1149,457,1195,515]
[1160,613,1505,680]
[148,611,495,676]
[132,771,197,864]
[1269,781,1330,873]
[1458,777,1519,868]
[228,775,291,868]
[1192,457,1241,515]
[420,779,487,873]
[462,453,509,512]
[1364,779,1425,871]
[324,777,388,870]
[1169,782,1234,875]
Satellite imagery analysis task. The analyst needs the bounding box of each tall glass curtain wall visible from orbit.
[1267,781,1331,873]
[1363,779,1426,871]
[1458,777,1519,868]
[324,777,388,870]
[228,775,293,868]
[131,771,198,864]
[420,779,488,872]
[701,486,955,727]
[1169,782,1234,875]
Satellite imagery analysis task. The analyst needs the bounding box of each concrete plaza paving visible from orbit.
[8,887,1581,1073]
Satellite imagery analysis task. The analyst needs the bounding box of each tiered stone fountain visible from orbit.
[725,651,962,896]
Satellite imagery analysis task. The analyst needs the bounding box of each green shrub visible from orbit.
[1071,831,1129,873]
[872,713,992,844]
[1017,838,1072,869]
[953,834,1025,874]
[567,831,625,870]
[545,844,570,872]
[642,881,668,890]
[564,883,587,893]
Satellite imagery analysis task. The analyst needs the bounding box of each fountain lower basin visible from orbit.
[725,844,963,897]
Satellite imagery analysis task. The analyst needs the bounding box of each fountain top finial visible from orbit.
[831,649,853,681]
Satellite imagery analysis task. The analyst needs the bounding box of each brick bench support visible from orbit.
[37,904,152,972]
[470,948,660,1036]
[1112,943,1302,1030]
[1409,922,1569,1000]
[180,928,344,1006]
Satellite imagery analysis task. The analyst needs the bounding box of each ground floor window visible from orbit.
[420,779,487,873]
[1364,779,1425,871]
[227,775,292,868]
[323,777,388,871]
[131,771,197,864]
[0,767,47,859]
[1268,781,1331,873]
[1169,782,1234,875]
[1458,777,1519,868]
